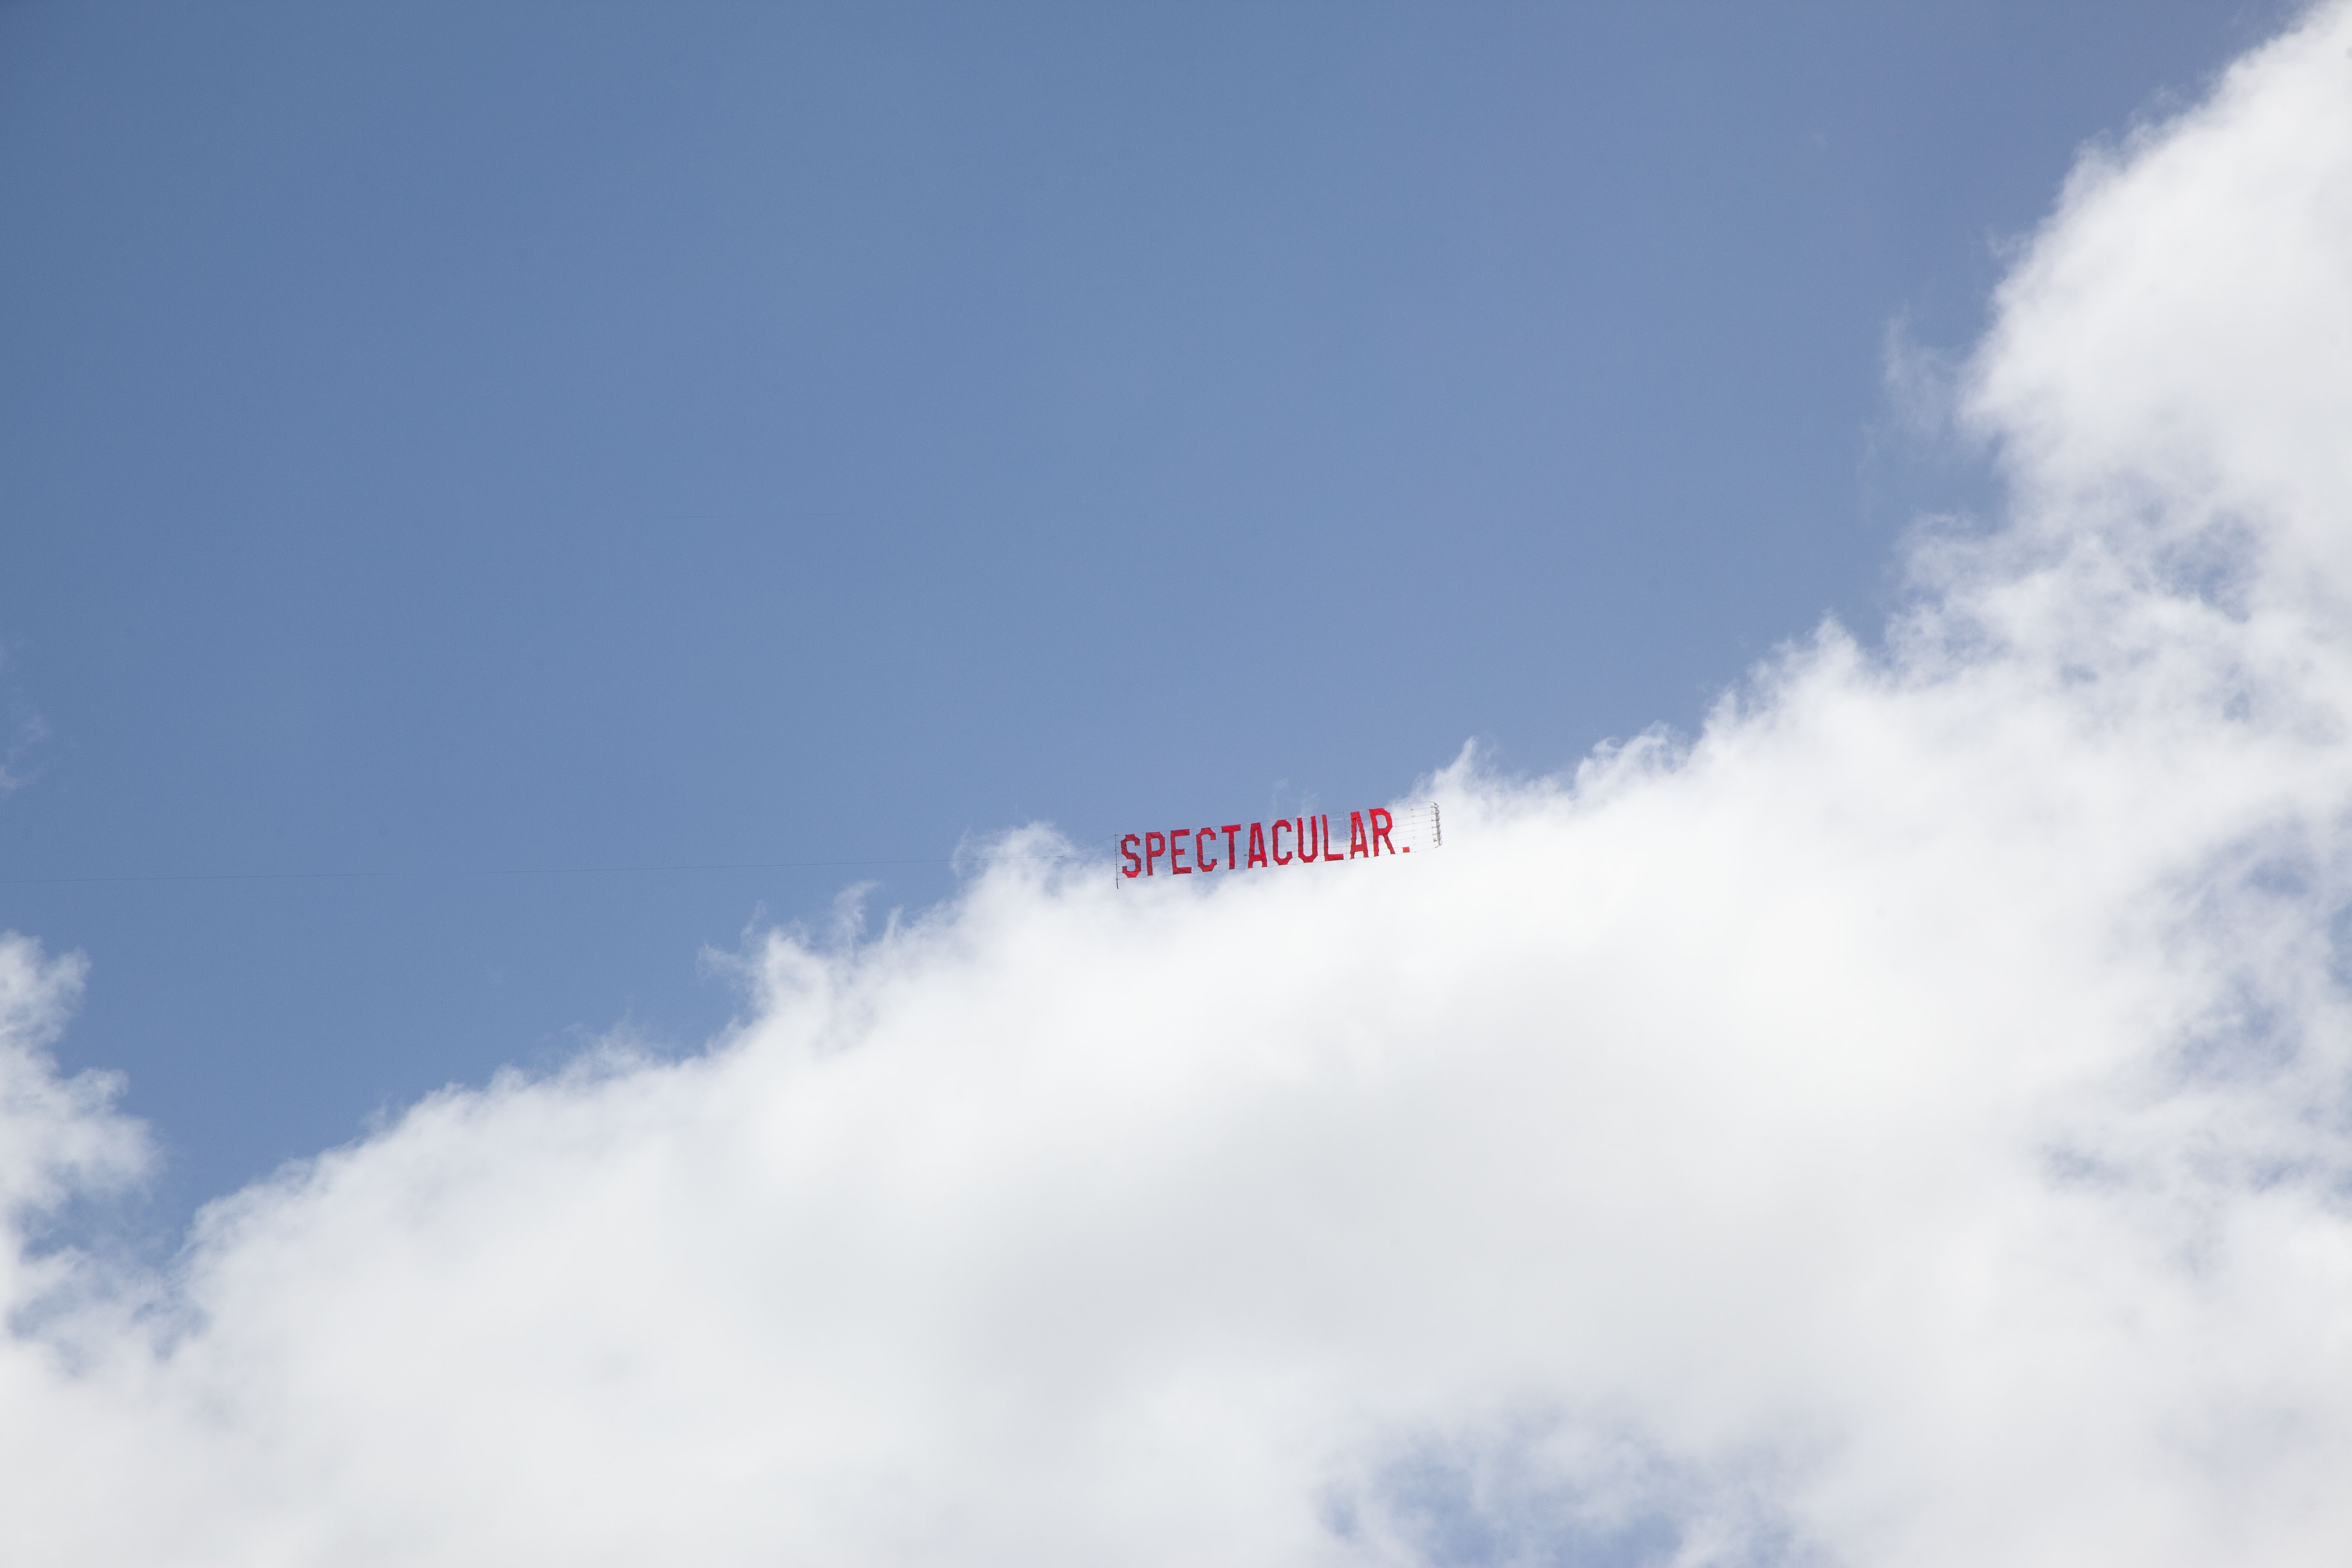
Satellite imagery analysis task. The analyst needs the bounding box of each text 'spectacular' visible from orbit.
[1118,806,1434,880]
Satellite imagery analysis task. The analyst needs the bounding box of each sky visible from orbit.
[0,0,2289,1217]
[8,3,2352,1564]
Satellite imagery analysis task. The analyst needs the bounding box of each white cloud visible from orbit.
[10,6,2352,1563]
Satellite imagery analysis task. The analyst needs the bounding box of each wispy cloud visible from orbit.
[0,655,46,803]
[7,5,2352,1563]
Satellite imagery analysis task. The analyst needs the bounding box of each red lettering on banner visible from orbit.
[1119,806,1426,881]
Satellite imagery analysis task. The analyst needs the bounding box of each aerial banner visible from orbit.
[1117,802,1440,882]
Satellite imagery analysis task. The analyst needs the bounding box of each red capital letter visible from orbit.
[1171,828,1191,874]
[1271,819,1293,865]
[1222,824,1242,869]
[1247,822,1268,868]
[1144,830,1165,875]
[1369,807,1395,856]
[1295,816,1317,863]
[1348,811,1369,860]
[1120,833,1142,878]
[1195,826,1217,872]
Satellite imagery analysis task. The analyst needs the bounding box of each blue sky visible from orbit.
[0,1,2280,1218]
[10,6,2352,1560]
